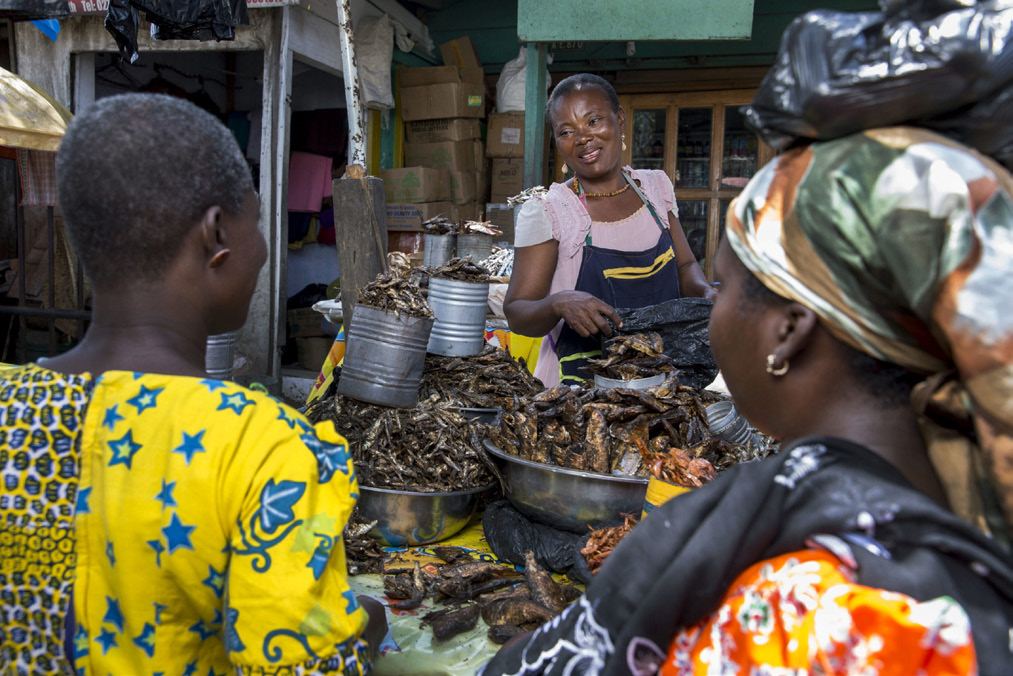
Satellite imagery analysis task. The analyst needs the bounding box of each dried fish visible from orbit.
[462,220,502,237]
[344,517,385,576]
[478,247,514,276]
[356,252,433,318]
[426,256,490,283]
[524,551,567,614]
[493,372,773,479]
[506,185,547,207]
[427,603,481,641]
[488,624,526,644]
[582,332,676,380]
[481,597,556,627]
[581,513,639,574]
[390,561,426,610]
[423,215,458,235]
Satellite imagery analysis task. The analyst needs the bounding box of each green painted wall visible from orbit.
[425,0,879,74]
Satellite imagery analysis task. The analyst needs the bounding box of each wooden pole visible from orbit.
[333,177,387,329]
[523,43,548,189]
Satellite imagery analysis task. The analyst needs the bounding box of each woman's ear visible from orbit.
[772,302,818,365]
[199,205,231,268]
[617,106,626,132]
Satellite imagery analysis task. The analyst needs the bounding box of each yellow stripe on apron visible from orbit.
[602,248,675,280]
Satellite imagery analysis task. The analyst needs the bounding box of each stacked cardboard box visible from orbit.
[486,113,525,208]
[379,167,456,230]
[391,37,489,230]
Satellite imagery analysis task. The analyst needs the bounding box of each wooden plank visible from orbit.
[333,177,387,328]
[664,104,678,184]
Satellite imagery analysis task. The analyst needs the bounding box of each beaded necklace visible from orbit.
[572,176,630,198]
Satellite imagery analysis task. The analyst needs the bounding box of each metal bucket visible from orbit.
[337,304,435,408]
[205,331,236,380]
[427,278,489,356]
[456,233,493,264]
[423,233,456,267]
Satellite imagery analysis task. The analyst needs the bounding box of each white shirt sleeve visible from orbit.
[513,198,553,247]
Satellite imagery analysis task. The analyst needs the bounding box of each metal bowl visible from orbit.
[593,373,667,391]
[357,484,491,546]
[483,439,649,533]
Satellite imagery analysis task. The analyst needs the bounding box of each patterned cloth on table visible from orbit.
[0,363,370,676]
[659,550,975,675]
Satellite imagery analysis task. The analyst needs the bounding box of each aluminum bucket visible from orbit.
[337,304,434,408]
[427,278,489,357]
[205,331,236,380]
[423,233,456,267]
[456,233,493,264]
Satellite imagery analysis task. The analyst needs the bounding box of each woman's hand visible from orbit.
[358,595,388,663]
[550,290,621,337]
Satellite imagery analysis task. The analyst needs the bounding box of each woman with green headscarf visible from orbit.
[480,127,1013,676]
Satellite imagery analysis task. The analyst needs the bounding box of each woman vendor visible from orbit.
[482,128,1013,675]
[503,74,716,387]
[0,94,384,675]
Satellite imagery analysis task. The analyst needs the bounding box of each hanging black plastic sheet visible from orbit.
[742,0,1013,168]
[106,0,249,63]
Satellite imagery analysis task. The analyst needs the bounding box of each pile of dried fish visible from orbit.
[421,346,543,410]
[344,518,386,575]
[646,445,717,487]
[383,548,581,643]
[307,393,495,492]
[427,257,490,283]
[423,215,458,235]
[479,247,514,277]
[580,513,637,574]
[463,220,503,237]
[356,256,432,318]
[507,185,547,207]
[488,376,765,478]
[582,332,677,380]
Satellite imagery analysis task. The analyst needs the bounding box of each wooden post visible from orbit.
[523,43,548,189]
[333,177,387,329]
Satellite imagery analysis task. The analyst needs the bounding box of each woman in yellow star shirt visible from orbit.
[0,94,385,675]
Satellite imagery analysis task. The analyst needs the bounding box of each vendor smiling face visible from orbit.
[549,84,626,187]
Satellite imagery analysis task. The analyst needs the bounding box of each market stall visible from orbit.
[304,250,772,670]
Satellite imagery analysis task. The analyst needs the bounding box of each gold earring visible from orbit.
[765,354,789,376]
[209,249,231,268]
[622,134,627,151]
[561,162,569,175]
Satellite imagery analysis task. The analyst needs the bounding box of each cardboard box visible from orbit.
[490,158,523,201]
[400,65,484,87]
[449,171,485,205]
[405,118,481,143]
[386,202,458,231]
[287,307,326,338]
[487,113,525,158]
[457,202,483,222]
[296,336,332,371]
[486,203,516,245]
[405,139,484,172]
[439,36,483,71]
[401,83,485,121]
[379,167,451,203]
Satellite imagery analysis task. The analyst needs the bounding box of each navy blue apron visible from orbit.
[554,171,682,383]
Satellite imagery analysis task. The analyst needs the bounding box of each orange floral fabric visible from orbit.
[660,549,977,676]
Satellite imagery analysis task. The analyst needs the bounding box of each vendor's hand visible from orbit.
[550,291,622,338]
[358,595,388,662]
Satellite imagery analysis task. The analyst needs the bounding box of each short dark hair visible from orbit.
[739,270,922,407]
[56,93,253,289]
[545,73,620,130]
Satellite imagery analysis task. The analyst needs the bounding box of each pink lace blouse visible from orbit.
[513,169,679,387]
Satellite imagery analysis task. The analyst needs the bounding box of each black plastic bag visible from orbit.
[482,501,593,584]
[742,1,1013,168]
[106,0,249,63]
[613,297,717,390]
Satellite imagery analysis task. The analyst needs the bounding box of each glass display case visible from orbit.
[621,91,774,279]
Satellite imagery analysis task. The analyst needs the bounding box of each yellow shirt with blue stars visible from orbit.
[0,364,371,676]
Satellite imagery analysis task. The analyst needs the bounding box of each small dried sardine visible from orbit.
[433,546,473,564]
